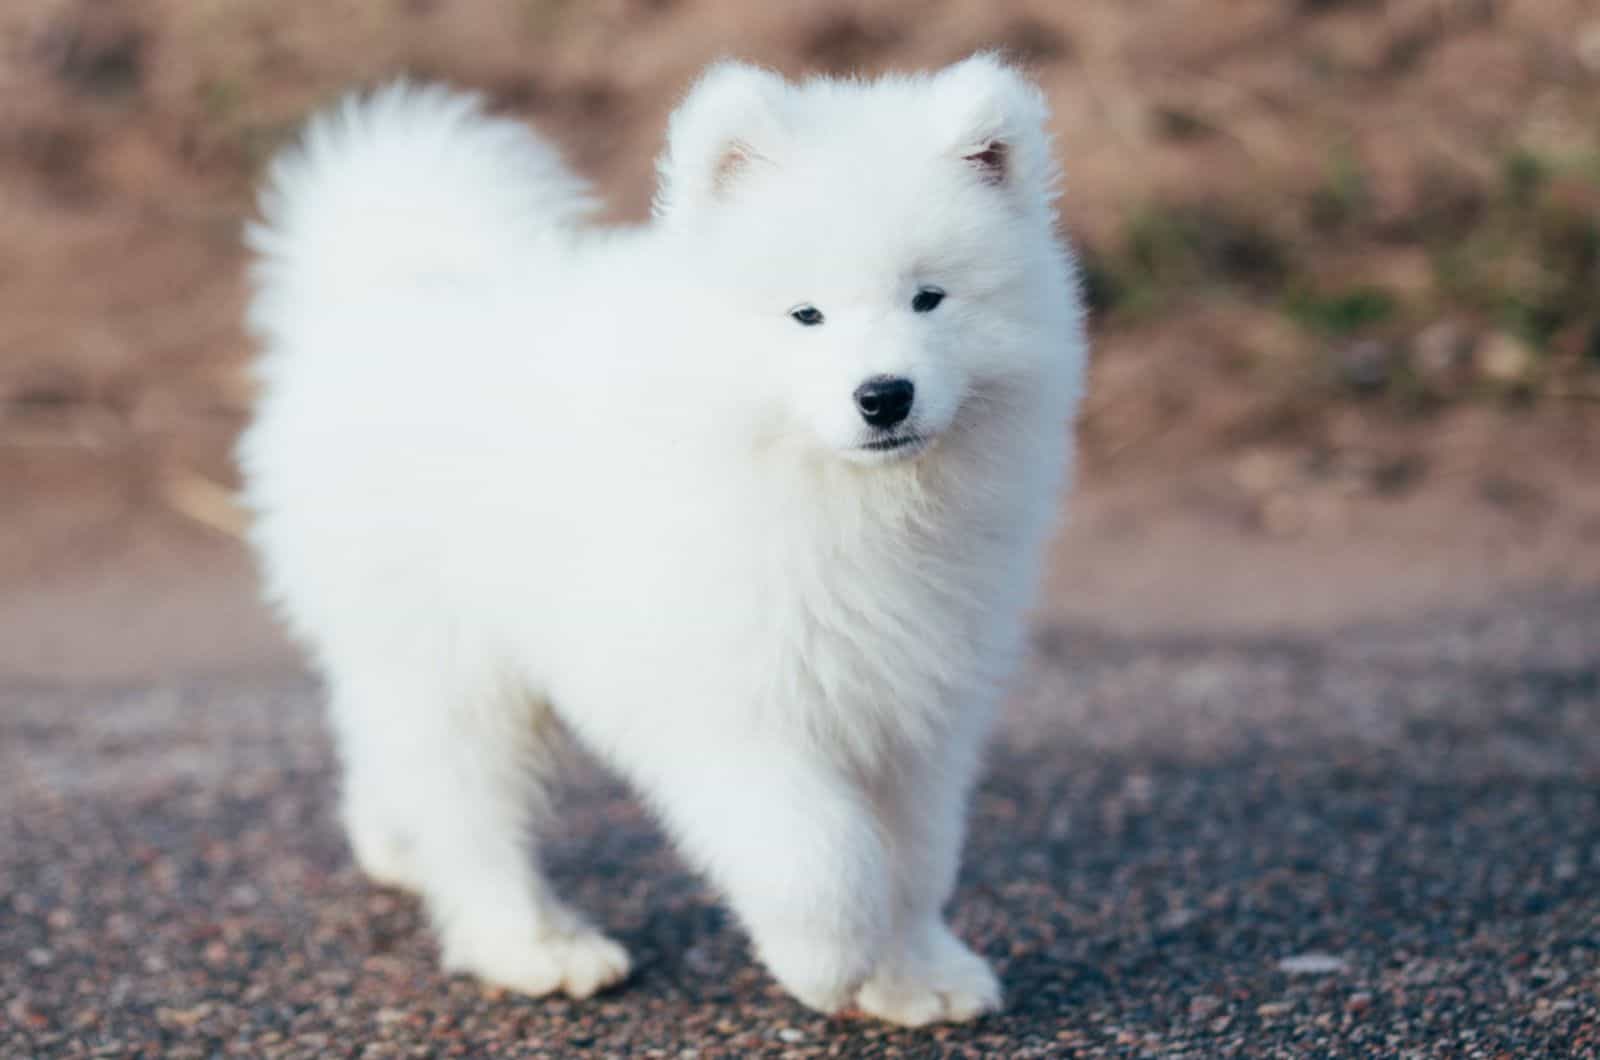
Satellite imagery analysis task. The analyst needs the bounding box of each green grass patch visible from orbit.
[1432,152,1600,351]
[1091,203,1293,321]
[1284,286,1398,337]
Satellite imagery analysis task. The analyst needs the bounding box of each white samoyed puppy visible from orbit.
[239,53,1086,1026]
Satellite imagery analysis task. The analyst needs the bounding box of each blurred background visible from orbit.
[2,0,1598,676]
[5,4,1600,1054]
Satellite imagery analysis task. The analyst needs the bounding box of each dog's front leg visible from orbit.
[641,738,890,1014]
[855,718,1003,1026]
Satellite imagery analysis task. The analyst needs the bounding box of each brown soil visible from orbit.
[4,0,1599,682]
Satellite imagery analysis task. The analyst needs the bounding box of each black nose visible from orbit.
[853,376,915,429]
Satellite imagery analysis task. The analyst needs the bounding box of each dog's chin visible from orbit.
[838,432,936,466]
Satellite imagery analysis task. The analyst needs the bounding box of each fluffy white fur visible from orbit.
[239,55,1086,1026]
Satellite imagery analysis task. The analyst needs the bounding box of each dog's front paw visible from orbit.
[855,926,1002,1027]
[756,929,877,1015]
[443,924,632,1000]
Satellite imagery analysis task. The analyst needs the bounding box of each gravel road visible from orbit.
[4,588,1597,1058]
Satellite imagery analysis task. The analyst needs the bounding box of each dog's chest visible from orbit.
[750,503,1013,758]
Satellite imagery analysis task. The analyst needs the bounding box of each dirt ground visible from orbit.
[3,0,1599,681]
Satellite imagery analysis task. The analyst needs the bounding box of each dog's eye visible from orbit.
[911,287,945,313]
[790,305,825,327]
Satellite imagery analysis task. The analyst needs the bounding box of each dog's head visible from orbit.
[653,54,1077,465]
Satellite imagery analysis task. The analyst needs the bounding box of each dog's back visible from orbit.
[246,83,594,351]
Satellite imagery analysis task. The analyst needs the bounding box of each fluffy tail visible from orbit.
[247,83,594,341]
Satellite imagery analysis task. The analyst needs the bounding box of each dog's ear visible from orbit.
[654,61,788,222]
[933,53,1056,199]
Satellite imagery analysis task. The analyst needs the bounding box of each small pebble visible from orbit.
[1278,953,1349,975]
[1479,333,1533,384]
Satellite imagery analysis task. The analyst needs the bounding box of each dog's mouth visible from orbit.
[862,433,922,451]
[856,432,930,459]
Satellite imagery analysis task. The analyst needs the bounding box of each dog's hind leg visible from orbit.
[326,658,631,999]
